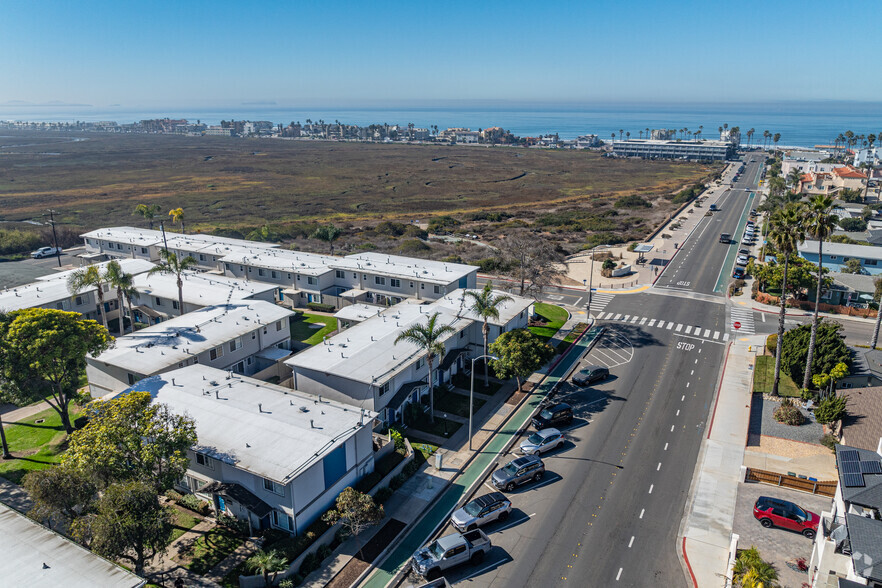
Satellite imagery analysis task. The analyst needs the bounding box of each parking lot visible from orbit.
[0,247,85,289]
[732,481,831,588]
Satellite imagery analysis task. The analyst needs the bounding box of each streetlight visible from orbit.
[469,354,499,451]
[586,244,611,320]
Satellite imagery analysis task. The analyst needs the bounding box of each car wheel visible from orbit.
[467,523,477,532]
[803,529,816,539]
[470,550,485,565]
[759,518,773,529]
[533,471,543,482]
[506,483,515,492]
[498,510,510,521]
[425,568,441,581]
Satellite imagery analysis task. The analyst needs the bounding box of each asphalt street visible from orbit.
[0,247,83,289]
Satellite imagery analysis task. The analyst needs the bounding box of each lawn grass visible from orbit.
[434,390,486,419]
[289,311,337,346]
[0,405,82,484]
[406,412,462,440]
[169,507,202,543]
[450,372,502,395]
[529,303,569,341]
[405,435,441,462]
[753,355,801,397]
[182,527,245,575]
[556,322,589,353]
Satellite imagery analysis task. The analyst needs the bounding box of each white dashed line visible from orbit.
[649,484,654,494]
[657,462,661,471]
[671,425,675,432]
[676,409,680,416]
[616,568,623,581]
[681,395,685,401]
[690,370,694,375]
[664,443,669,450]
[628,536,634,548]
[640,509,645,518]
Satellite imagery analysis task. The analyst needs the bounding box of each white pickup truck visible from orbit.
[31,246,61,258]
[411,529,491,580]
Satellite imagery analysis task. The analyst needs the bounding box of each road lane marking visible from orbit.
[723,333,730,341]
[671,425,675,432]
[676,409,680,416]
[616,568,623,581]
[667,322,674,330]
[494,512,536,533]
[614,314,622,320]
[681,395,685,401]
[649,484,654,494]
[657,462,661,471]
[713,331,720,340]
[686,382,690,388]
[762,313,766,322]
[628,536,634,548]
[685,326,692,334]
[676,323,683,332]
[484,482,497,492]
[695,358,698,364]
[639,317,647,325]
[690,370,694,375]
[630,316,639,323]
[640,509,644,518]
[664,443,669,450]
[648,319,656,327]
[703,328,711,338]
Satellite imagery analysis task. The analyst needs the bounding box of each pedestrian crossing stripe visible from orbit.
[592,311,732,342]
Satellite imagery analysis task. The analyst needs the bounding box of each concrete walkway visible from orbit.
[205,536,263,585]
[0,475,33,513]
[680,334,763,587]
[143,517,221,588]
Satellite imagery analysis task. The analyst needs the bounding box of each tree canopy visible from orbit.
[781,321,850,384]
[322,487,384,559]
[490,329,555,391]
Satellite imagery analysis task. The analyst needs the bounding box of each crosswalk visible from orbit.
[586,292,615,315]
[593,311,730,342]
[729,307,757,335]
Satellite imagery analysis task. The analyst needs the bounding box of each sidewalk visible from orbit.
[680,334,764,587]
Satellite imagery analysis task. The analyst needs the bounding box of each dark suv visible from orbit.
[491,455,545,491]
[573,365,609,386]
[531,403,573,429]
[753,496,819,538]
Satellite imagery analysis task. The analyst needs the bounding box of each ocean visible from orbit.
[2,101,880,149]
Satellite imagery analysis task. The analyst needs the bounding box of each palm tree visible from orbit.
[245,549,287,588]
[768,205,805,396]
[610,133,615,144]
[786,167,803,189]
[645,127,650,140]
[464,283,513,386]
[747,128,755,148]
[311,225,342,255]
[168,207,185,234]
[801,195,838,389]
[133,203,162,229]
[68,265,109,329]
[105,260,136,336]
[0,311,13,458]
[394,312,455,424]
[619,129,623,142]
[732,547,779,588]
[148,249,198,315]
[773,133,781,154]
[864,133,877,201]
[625,131,630,141]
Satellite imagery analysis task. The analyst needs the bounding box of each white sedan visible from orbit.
[519,428,564,455]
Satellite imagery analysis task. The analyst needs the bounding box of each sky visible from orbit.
[2,0,881,108]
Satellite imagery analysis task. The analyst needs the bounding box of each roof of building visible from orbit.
[831,272,878,294]
[220,248,336,277]
[431,289,533,326]
[613,139,731,147]
[132,270,276,307]
[35,258,156,282]
[200,481,272,518]
[124,365,375,484]
[0,502,145,588]
[334,303,385,323]
[81,227,278,251]
[90,302,294,374]
[835,444,882,508]
[287,303,472,387]
[799,240,882,259]
[81,226,165,248]
[842,387,882,452]
[834,166,868,179]
[338,252,477,285]
[846,513,882,583]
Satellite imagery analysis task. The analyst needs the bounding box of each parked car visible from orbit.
[411,529,492,580]
[739,248,750,256]
[491,454,545,491]
[709,204,719,211]
[31,246,61,258]
[753,496,819,538]
[573,365,609,386]
[519,428,564,455]
[737,255,749,266]
[531,402,573,429]
[733,267,746,279]
[450,492,511,532]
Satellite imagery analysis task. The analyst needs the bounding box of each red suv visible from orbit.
[753,496,819,538]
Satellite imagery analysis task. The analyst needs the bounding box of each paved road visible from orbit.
[0,247,84,289]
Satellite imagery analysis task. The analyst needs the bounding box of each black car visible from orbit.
[733,267,746,279]
[531,402,573,429]
[573,365,609,386]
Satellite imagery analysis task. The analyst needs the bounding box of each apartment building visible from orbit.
[612,139,734,161]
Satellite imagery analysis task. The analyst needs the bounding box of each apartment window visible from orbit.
[263,478,284,496]
[307,276,318,286]
[224,263,231,271]
[271,510,293,531]
[275,320,282,331]
[336,270,345,279]
[252,331,256,340]
[296,275,301,281]
[410,282,414,288]
[434,285,441,294]
[195,453,214,470]
[141,247,148,254]
[415,357,424,370]
[375,276,386,286]
[199,254,206,261]
[55,302,65,310]
[258,268,265,276]
[172,300,179,310]
[263,326,268,335]
[390,279,401,288]
[271,270,279,279]
[75,296,83,305]
[421,283,425,290]
[865,259,878,266]
[240,265,244,272]
[248,267,252,273]
[209,346,224,361]
[459,330,465,338]
[246,357,253,366]
[353,273,357,279]
[287,273,292,279]
[829,256,838,261]
[229,337,242,352]
[379,381,390,396]
[155,297,162,306]
[127,373,136,385]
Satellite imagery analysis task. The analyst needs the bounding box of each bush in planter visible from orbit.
[374,486,393,504]
[180,493,211,515]
[218,512,249,535]
[389,427,406,453]
[815,396,848,424]
[165,489,183,502]
[306,302,336,313]
[820,433,840,452]
[773,399,805,426]
[299,552,320,576]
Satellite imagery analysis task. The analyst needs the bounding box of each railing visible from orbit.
[746,467,837,497]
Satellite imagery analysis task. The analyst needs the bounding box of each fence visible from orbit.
[745,467,837,497]
[753,292,878,318]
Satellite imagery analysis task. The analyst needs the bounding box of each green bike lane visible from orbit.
[360,327,604,588]
[713,191,755,293]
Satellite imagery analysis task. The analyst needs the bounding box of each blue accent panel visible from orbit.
[323,445,347,490]
[459,276,468,288]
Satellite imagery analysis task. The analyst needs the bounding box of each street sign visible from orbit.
[734,321,741,330]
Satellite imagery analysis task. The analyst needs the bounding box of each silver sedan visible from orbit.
[519,428,564,455]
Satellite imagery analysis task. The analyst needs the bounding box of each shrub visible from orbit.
[773,402,805,426]
[442,255,464,264]
[306,302,336,313]
[217,513,249,535]
[299,552,320,576]
[374,486,393,504]
[165,489,183,502]
[780,321,850,384]
[279,580,295,588]
[398,239,430,254]
[614,195,652,209]
[814,396,848,424]
[403,225,428,239]
[374,221,407,236]
[428,216,460,233]
[820,433,840,452]
[389,473,406,490]
[180,493,211,515]
[389,427,406,452]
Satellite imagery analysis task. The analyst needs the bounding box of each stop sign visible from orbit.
[734,321,741,330]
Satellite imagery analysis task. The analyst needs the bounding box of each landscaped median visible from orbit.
[359,325,605,588]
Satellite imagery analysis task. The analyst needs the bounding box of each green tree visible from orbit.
[768,205,805,396]
[394,312,455,423]
[842,258,864,274]
[22,464,96,529]
[870,277,882,348]
[104,260,135,336]
[168,207,185,233]
[72,480,174,576]
[815,395,848,424]
[732,546,779,588]
[839,217,867,232]
[311,225,342,254]
[246,549,288,588]
[464,282,513,386]
[148,249,199,315]
[489,329,555,391]
[322,487,384,560]
[0,312,13,458]
[781,321,850,386]
[63,391,197,491]
[67,264,109,329]
[0,308,112,433]
[802,194,839,389]
[133,203,162,230]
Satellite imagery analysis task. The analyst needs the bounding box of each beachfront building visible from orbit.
[126,365,376,536]
[287,289,533,424]
[86,301,295,396]
[798,166,868,196]
[808,443,882,587]
[0,259,154,324]
[612,139,734,161]
[798,240,882,275]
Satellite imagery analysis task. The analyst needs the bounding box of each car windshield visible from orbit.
[463,501,483,516]
[539,409,553,420]
[794,505,807,519]
[430,541,446,559]
[502,462,519,475]
[527,433,544,445]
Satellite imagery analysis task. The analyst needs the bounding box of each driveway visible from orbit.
[733,481,831,588]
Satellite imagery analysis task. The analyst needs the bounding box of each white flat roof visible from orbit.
[220,248,337,277]
[334,303,385,322]
[91,302,294,373]
[432,289,533,325]
[35,258,156,282]
[81,226,279,252]
[0,502,144,588]
[338,251,477,285]
[132,270,277,306]
[126,365,375,483]
[799,240,882,259]
[287,303,472,385]
[81,226,164,248]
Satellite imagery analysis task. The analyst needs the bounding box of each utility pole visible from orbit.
[46,209,62,268]
[159,221,169,251]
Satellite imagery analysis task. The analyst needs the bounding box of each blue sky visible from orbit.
[2,0,880,107]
